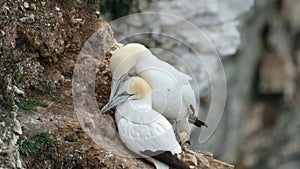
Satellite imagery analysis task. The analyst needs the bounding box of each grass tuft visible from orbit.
[18,132,54,155]
[17,100,47,110]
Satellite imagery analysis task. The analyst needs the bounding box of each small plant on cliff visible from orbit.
[18,132,54,155]
[17,99,47,110]
[0,49,26,110]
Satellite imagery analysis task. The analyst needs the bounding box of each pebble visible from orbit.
[3,4,9,11]
[71,16,83,24]
[58,12,63,17]
[13,120,22,135]
[0,30,5,36]
[95,11,100,16]
[30,3,37,11]
[41,1,46,6]
[24,2,30,9]
[19,5,25,12]
[55,6,60,11]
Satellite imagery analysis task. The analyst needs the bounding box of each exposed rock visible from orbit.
[258,53,291,94]
[48,69,65,88]
[0,29,5,36]
[60,59,75,75]
[0,2,22,167]
[218,1,300,168]
[19,14,35,23]
[113,0,253,57]
[108,0,253,116]
[0,105,22,169]
[30,3,36,11]
[282,0,300,34]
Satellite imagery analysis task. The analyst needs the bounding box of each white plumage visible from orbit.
[108,43,206,140]
[103,77,188,169]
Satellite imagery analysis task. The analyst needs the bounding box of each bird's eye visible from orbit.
[128,67,137,77]
[129,93,138,100]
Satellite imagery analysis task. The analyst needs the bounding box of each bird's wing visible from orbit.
[116,109,182,155]
[140,52,192,83]
[154,58,192,83]
[117,110,189,169]
[182,84,208,128]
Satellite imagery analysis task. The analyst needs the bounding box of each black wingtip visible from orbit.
[141,150,190,169]
[188,117,208,128]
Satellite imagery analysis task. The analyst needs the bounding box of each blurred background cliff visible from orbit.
[1,0,299,168]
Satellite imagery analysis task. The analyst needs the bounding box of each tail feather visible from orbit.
[141,150,190,169]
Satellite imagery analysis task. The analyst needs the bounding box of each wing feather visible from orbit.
[116,109,181,155]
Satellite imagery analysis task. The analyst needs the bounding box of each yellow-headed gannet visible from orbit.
[101,77,190,169]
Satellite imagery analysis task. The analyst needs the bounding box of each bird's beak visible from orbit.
[109,67,137,101]
[110,72,128,101]
[100,92,135,113]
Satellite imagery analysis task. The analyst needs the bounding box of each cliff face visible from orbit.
[229,1,300,168]
[0,0,233,168]
[0,0,119,168]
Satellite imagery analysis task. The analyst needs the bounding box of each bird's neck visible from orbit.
[134,94,152,108]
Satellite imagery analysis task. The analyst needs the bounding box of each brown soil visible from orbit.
[17,91,153,169]
[0,0,147,168]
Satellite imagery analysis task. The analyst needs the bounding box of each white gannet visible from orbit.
[101,77,190,169]
[107,43,207,141]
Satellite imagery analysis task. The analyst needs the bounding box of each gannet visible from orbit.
[102,77,190,169]
[107,43,207,141]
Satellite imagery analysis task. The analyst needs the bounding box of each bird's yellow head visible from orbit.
[110,43,148,78]
[100,76,152,113]
[127,77,152,100]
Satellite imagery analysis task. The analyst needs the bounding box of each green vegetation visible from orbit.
[64,156,75,166]
[0,49,26,110]
[63,155,79,168]
[65,99,73,105]
[0,49,26,85]
[17,99,47,110]
[18,132,54,155]
[100,0,133,20]
[62,149,83,168]
[49,93,60,101]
